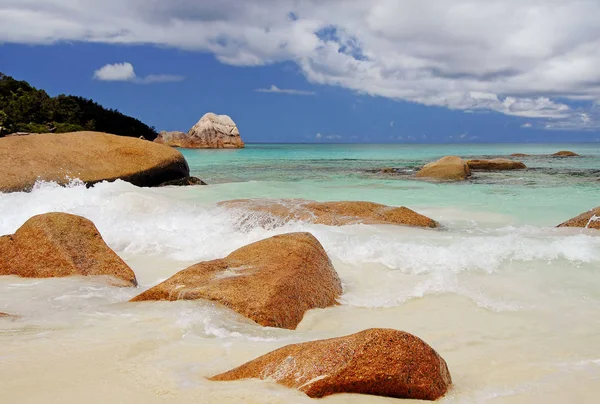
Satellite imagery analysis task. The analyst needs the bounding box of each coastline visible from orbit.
[1,142,599,403]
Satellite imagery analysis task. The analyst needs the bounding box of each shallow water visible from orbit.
[1,144,599,403]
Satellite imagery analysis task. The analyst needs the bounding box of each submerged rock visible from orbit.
[158,176,207,187]
[155,113,244,149]
[0,131,190,193]
[0,212,137,286]
[220,199,439,228]
[211,328,452,401]
[416,156,471,181]
[510,153,530,157]
[466,159,527,170]
[0,312,13,318]
[380,167,397,174]
[557,207,600,230]
[131,232,341,329]
[553,150,580,157]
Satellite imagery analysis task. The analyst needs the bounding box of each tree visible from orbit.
[0,73,158,139]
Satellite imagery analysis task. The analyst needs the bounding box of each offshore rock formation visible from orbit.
[220,199,439,228]
[552,150,580,157]
[131,232,341,329]
[0,213,137,286]
[416,156,471,181]
[211,328,452,401]
[155,113,244,148]
[557,206,600,230]
[0,131,189,192]
[154,131,187,147]
[466,159,527,170]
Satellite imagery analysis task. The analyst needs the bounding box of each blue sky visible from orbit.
[2,1,600,143]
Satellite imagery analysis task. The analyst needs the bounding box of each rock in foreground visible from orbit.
[155,113,244,148]
[557,207,600,230]
[0,131,190,193]
[416,156,471,181]
[220,199,439,228]
[466,159,527,170]
[131,232,341,329]
[552,151,580,157]
[0,213,137,286]
[211,328,452,401]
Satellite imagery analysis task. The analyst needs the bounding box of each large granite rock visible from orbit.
[155,113,244,149]
[131,232,341,329]
[416,156,471,181]
[552,150,579,157]
[466,158,527,170]
[154,131,187,147]
[0,213,137,286]
[557,207,600,230]
[220,199,439,228]
[211,328,452,401]
[0,131,189,193]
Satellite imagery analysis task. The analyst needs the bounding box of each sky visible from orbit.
[2,0,600,143]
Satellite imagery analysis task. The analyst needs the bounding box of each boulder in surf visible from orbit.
[131,232,341,329]
[416,156,471,181]
[466,158,526,170]
[211,328,452,401]
[219,199,439,228]
[552,150,579,157]
[0,212,137,286]
[0,131,190,193]
[557,206,600,230]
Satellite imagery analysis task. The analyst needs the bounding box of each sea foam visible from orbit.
[1,180,599,272]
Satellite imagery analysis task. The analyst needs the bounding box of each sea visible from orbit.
[1,143,599,403]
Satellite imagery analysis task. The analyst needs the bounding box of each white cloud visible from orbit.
[138,74,185,84]
[93,62,184,84]
[316,132,342,140]
[521,123,533,128]
[389,120,394,127]
[5,1,600,128]
[93,62,136,81]
[256,84,315,95]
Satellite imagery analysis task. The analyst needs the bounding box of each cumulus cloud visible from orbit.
[93,62,184,84]
[521,123,533,128]
[5,1,600,128]
[256,84,315,95]
[93,62,136,81]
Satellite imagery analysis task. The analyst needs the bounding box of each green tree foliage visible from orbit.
[0,73,157,139]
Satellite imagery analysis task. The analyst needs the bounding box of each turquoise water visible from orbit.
[180,143,600,226]
[2,143,600,403]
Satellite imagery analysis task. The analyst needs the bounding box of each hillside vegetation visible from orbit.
[0,73,157,139]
